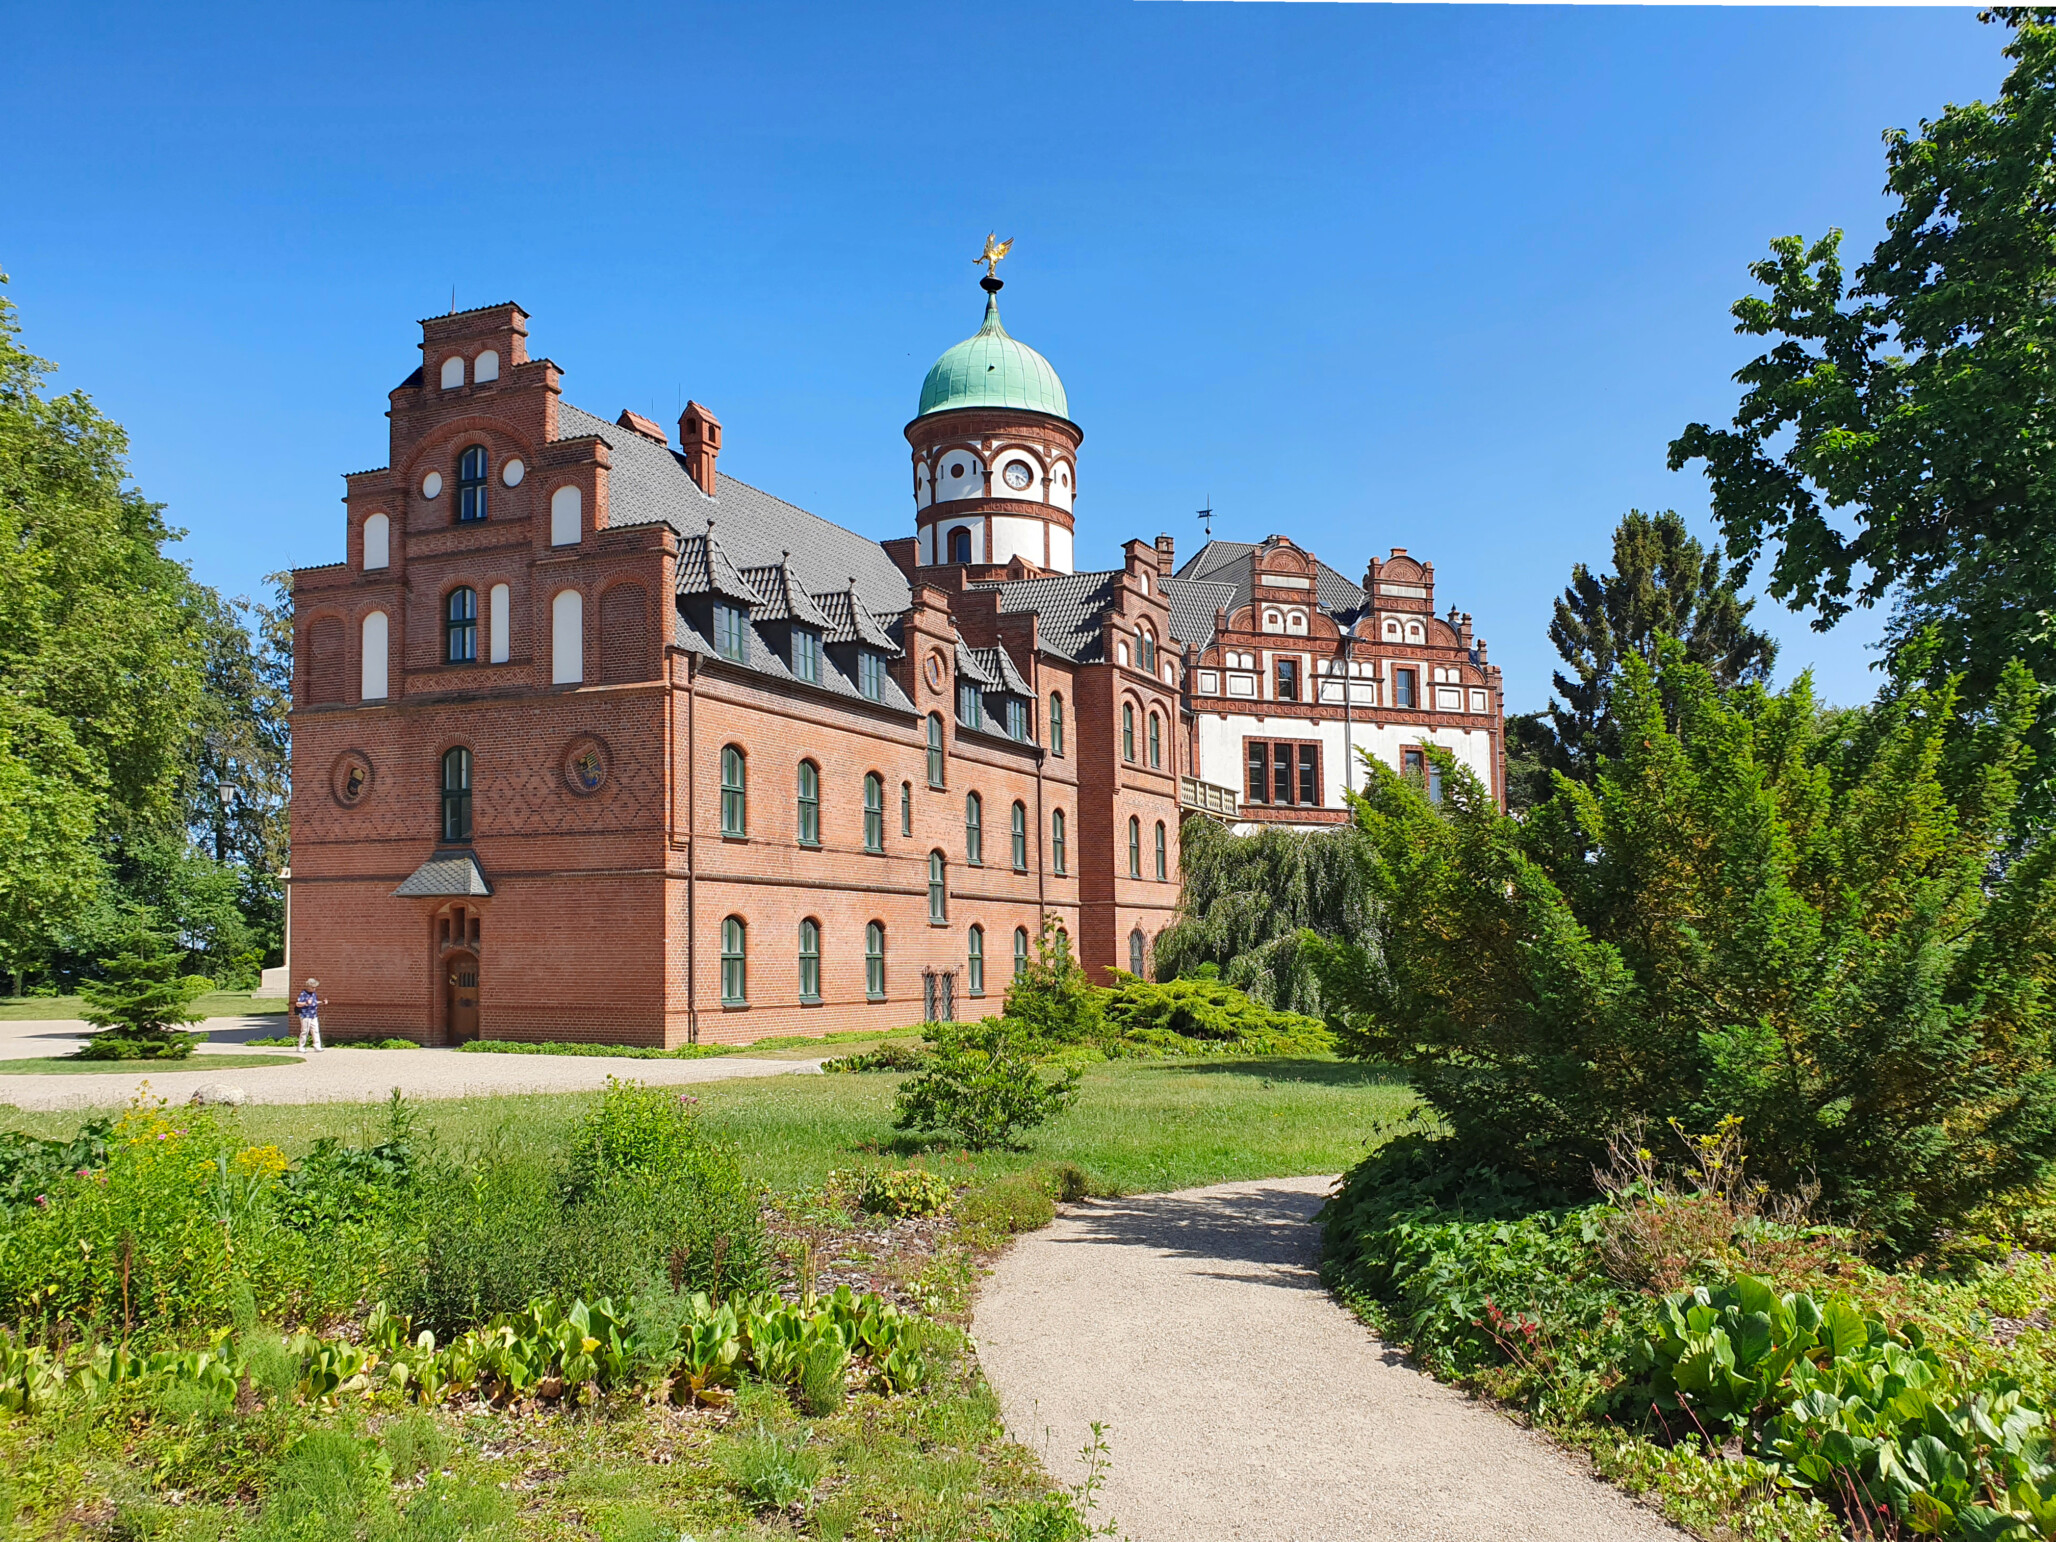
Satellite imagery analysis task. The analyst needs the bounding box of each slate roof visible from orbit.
[970,643,1032,697]
[954,640,998,688]
[673,531,758,602]
[971,570,1125,663]
[813,587,899,652]
[739,559,833,629]
[1163,576,1237,647]
[555,404,911,615]
[392,851,494,898]
[1175,539,1366,619]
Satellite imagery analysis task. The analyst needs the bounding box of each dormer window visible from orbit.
[713,602,747,662]
[957,680,983,730]
[457,446,489,522]
[857,650,886,702]
[1006,698,1027,741]
[792,627,822,684]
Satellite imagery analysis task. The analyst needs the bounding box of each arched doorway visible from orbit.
[445,953,481,1041]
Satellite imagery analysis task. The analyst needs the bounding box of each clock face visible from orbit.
[1003,460,1034,491]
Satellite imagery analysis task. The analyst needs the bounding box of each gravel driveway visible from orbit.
[974,1175,1681,1542]
[0,1017,822,1109]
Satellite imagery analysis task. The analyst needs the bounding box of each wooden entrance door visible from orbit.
[446,954,480,1041]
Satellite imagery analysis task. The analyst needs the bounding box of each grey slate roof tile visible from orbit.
[738,560,834,629]
[971,570,1124,663]
[1164,576,1237,646]
[812,588,899,652]
[1176,539,1367,619]
[674,532,759,602]
[393,851,494,898]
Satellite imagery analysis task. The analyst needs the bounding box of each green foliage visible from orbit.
[1670,12,2056,823]
[1538,509,1777,783]
[0,1117,110,1213]
[1153,816,1372,1014]
[955,1171,1059,1240]
[893,1020,1083,1152]
[1098,973,1333,1057]
[822,1042,930,1074]
[722,1421,824,1509]
[75,910,209,1058]
[848,1167,954,1219]
[1306,642,2056,1252]
[1000,917,1102,1046]
[456,1038,734,1060]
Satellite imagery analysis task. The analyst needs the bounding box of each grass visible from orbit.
[0,1051,304,1075]
[0,991,287,1021]
[0,1054,1411,1193]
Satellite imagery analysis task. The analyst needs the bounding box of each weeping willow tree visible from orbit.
[1154,815,1375,1014]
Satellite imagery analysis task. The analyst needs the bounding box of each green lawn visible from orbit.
[0,1054,1411,1195]
[0,1052,303,1076]
[0,992,287,1022]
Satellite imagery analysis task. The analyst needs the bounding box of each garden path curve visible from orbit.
[974,1175,1682,1542]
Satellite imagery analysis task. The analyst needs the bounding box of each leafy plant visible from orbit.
[846,1167,953,1219]
[722,1422,824,1510]
[1098,973,1332,1057]
[1000,918,1102,1047]
[892,1020,1082,1151]
[822,1043,930,1074]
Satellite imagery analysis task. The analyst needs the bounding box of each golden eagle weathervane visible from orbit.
[974,233,1014,279]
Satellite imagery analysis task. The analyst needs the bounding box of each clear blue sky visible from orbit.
[2,3,2009,712]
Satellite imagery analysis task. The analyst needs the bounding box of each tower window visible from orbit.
[441,747,473,843]
[720,745,747,836]
[928,851,947,923]
[965,792,983,865]
[948,526,973,563]
[1140,629,1156,672]
[864,773,885,852]
[721,917,747,1006]
[1148,712,1161,768]
[798,919,821,1003]
[1010,801,1027,871]
[1122,704,1136,762]
[968,925,985,996]
[445,587,478,664]
[457,446,488,522]
[1155,820,1168,881]
[797,760,820,846]
[927,713,946,787]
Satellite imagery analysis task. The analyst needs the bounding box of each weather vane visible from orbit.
[974,233,1014,279]
[1199,498,1214,538]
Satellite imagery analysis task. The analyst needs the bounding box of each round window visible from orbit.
[501,458,525,488]
[1003,461,1034,491]
[949,462,966,479]
[422,471,443,499]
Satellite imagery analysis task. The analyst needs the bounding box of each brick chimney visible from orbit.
[1155,533,1175,577]
[679,401,722,496]
[616,409,668,444]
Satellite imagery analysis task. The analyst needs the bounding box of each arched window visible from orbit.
[863,773,885,852]
[968,925,985,996]
[1052,808,1067,875]
[439,355,465,390]
[900,780,913,836]
[1122,703,1136,762]
[441,747,472,842]
[445,587,477,663]
[551,589,583,684]
[965,793,983,865]
[948,526,973,563]
[928,851,947,923]
[1140,629,1156,672]
[1010,802,1028,871]
[720,745,746,836]
[1155,821,1168,881]
[457,445,488,522]
[361,611,389,701]
[797,761,821,846]
[1147,712,1162,768]
[721,917,747,1005]
[927,713,945,787]
[1013,926,1030,978]
[1049,693,1065,757]
[1129,928,1147,977]
[362,512,390,570]
[474,349,499,383]
[865,922,886,1000]
[550,485,582,547]
[1128,816,1141,877]
[798,919,821,1003]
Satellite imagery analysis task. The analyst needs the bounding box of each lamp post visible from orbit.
[280,865,292,995]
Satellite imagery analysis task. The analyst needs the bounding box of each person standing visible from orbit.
[295,978,327,1052]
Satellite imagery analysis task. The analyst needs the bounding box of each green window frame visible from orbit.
[713,602,747,662]
[1013,926,1030,978]
[1128,816,1141,877]
[721,916,747,1005]
[440,746,473,843]
[865,921,886,1000]
[900,780,912,836]
[792,627,821,684]
[1049,693,1064,757]
[1122,703,1135,762]
[798,918,821,1002]
[968,925,985,997]
[927,713,945,787]
[863,773,885,852]
[1140,629,1155,672]
[457,445,489,522]
[1010,801,1027,870]
[445,586,478,664]
[928,851,947,924]
[720,745,746,836]
[1052,809,1066,875]
[858,650,885,702]
[1148,712,1161,768]
[797,760,820,846]
[1155,821,1167,880]
[965,793,982,865]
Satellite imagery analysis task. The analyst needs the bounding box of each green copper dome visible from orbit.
[917,292,1069,420]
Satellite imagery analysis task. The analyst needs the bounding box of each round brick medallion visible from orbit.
[923,651,947,692]
[564,736,609,796]
[332,751,374,806]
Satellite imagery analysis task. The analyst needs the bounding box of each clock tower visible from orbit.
[907,265,1080,574]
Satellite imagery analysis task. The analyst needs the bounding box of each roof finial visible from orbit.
[1198,497,1214,539]
[974,232,1013,294]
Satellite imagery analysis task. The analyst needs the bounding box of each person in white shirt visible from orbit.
[294,979,327,1052]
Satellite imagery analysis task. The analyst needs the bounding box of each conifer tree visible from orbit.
[77,911,210,1060]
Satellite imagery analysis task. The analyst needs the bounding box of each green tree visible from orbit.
[1670,11,2056,817]
[1539,510,1777,779]
[999,916,1102,1047]
[1305,640,2056,1253]
[77,910,212,1060]
[1152,815,1373,1013]
[893,1019,1082,1151]
[0,698,106,995]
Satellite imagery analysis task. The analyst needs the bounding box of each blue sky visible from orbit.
[2,3,2008,712]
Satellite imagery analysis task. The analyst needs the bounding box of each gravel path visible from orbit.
[974,1175,1680,1542]
[0,1017,821,1109]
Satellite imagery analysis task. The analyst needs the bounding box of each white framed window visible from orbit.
[550,486,582,547]
[360,611,388,700]
[439,355,465,390]
[488,583,510,664]
[362,513,389,570]
[551,589,583,684]
[474,349,500,383]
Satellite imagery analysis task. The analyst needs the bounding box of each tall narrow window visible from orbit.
[863,773,885,852]
[1013,926,1030,978]
[1006,699,1027,741]
[948,526,973,563]
[968,925,985,996]
[457,445,488,522]
[1140,629,1156,672]
[1394,668,1417,709]
[1300,744,1319,807]
[965,793,983,865]
[798,919,821,1003]
[958,681,983,730]
[1052,809,1067,874]
[720,745,746,836]
[858,651,885,702]
[797,760,820,846]
[1130,928,1147,977]
[865,922,885,1000]
[927,713,945,787]
[713,602,747,662]
[1427,759,1445,806]
[360,611,389,700]
[1128,816,1142,877]
[1147,713,1161,768]
[792,627,822,684]
[721,917,747,1005]
[1122,704,1136,761]
[928,852,947,923]
[551,589,583,684]
[1010,802,1027,871]
[440,747,472,842]
[1247,741,1268,803]
[1155,821,1168,880]
[445,587,477,663]
[1050,693,1065,756]
[1274,743,1293,806]
[1276,657,1300,702]
[900,781,913,836]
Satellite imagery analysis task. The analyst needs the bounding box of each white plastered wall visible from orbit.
[988,515,1047,567]
[1193,711,1497,810]
[1048,525,1074,573]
